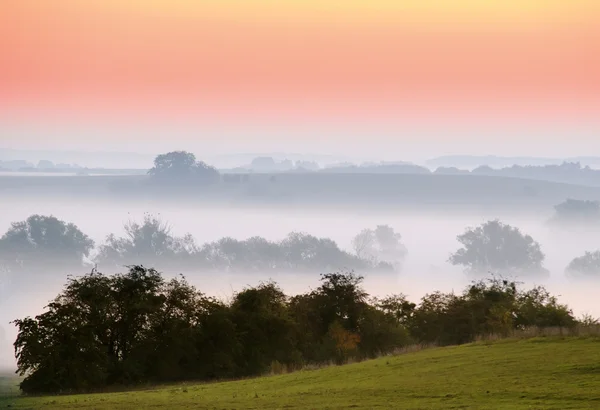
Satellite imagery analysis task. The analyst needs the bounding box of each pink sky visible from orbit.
[0,1,598,155]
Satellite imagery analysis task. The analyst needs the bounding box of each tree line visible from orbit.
[147,151,600,229]
[12,265,580,395]
[147,151,600,189]
[0,214,406,277]
[1,214,599,290]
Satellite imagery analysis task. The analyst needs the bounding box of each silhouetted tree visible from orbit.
[0,215,94,271]
[449,220,547,278]
[148,151,220,183]
[280,232,369,272]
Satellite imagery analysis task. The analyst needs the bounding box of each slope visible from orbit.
[2,336,600,409]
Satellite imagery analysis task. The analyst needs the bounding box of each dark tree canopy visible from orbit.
[449,220,547,278]
[148,151,220,183]
[12,266,577,395]
[408,277,575,346]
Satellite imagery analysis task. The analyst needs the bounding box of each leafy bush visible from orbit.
[12,267,577,395]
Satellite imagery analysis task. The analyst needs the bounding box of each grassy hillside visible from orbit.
[3,336,600,409]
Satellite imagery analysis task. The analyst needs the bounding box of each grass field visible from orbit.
[2,336,600,409]
[0,373,20,398]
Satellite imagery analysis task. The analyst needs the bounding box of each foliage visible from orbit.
[148,151,220,183]
[351,225,407,270]
[95,213,197,270]
[95,222,375,273]
[565,251,600,277]
[12,266,213,393]
[0,215,94,270]
[11,267,578,395]
[407,278,575,346]
[449,220,547,277]
[549,198,600,226]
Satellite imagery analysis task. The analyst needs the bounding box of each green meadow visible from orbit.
[2,336,600,409]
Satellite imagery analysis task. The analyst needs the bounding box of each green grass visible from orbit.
[2,337,600,409]
[0,373,21,399]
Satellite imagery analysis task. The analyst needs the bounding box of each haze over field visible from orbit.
[2,194,600,372]
[1,1,599,395]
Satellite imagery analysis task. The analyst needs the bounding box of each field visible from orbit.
[0,373,20,398]
[2,336,600,409]
[3,172,600,213]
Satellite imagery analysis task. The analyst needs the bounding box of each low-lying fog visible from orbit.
[1,198,599,371]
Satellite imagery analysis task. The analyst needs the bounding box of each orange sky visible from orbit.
[0,0,599,126]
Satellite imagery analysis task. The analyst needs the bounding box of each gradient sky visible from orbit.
[1,0,599,159]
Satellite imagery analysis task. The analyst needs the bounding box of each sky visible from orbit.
[1,0,599,159]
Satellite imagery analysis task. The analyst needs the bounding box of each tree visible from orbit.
[351,225,407,271]
[12,266,211,394]
[549,198,600,227]
[373,225,408,268]
[148,151,220,183]
[565,251,600,278]
[326,321,360,364]
[313,272,368,334]
[95,213,196,271]
[0,215,94,271]
[230,282,300,375]
[351,229,376,261]
[11,265,580,395]
[449,220,547,278]
[407,278,575,346]
[250,157,277,171]
[280,232,368,272]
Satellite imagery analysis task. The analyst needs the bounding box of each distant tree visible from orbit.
[549,199,600,227]
[351,225,407,270]
[36,160,55,169]
[351,229,376,261]
[95,214,196,270]
[148,151,219,183]
[565,251,600,277]
[280,232,368,272]
[250,157,277,171]
[0,215,94,270]
[449,220,547,277]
